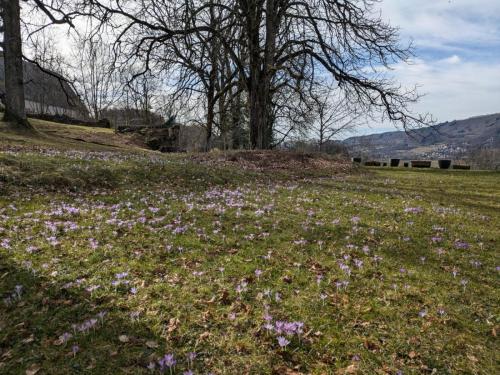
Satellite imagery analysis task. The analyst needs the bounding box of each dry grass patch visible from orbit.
[189,150,353,174]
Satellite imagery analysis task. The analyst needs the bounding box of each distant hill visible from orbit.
[343,113,500,159]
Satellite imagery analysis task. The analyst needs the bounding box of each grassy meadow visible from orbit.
[0,121,499,374]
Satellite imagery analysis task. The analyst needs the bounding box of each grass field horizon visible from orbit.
[0,121,498,374]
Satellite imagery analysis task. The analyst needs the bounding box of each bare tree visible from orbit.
[311,88,364,152]
[0,0,78,128]
[129,72,157,126]
[0,0,27,126]
[24,27,66,115]
[71,30,120,120]
[82,0,429,150]
[151,1,240,149]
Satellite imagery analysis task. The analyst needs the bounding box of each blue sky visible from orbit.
[353,0,500,136]
[44,1,500,138]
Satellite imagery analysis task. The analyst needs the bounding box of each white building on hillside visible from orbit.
[0,53,86,119]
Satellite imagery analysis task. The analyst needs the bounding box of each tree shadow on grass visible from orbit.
[0,254,193,374]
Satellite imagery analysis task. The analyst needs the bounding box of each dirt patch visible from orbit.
[189,150,353,174]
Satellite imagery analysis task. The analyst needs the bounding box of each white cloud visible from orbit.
[440,55,461,64]
[354,0,500,134]
[391,57,500,123]
[25,0,500,134]
[378,0,500,48]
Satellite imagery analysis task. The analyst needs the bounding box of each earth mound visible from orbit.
[189,150,352,173]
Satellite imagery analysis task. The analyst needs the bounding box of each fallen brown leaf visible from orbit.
[146,341,159,349]
[26,363,41,375]
[336,364,358,374]
[118,335,130,343]
[198,331,210,341]
[167,318,180,333]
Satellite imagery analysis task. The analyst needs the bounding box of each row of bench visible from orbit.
[352,158,471,170]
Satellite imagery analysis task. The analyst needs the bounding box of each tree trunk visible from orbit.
[205,52,216,151]
[218,91,229,150]
[248,77,270,149]
[204,1,218,151]
[319,122,325,152]
[205,90,215,151]
[1,0,30,127]
[248,39,273,149]
[231,86,242,149]
[247,0,278,149]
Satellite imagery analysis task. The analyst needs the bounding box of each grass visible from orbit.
[0,118,148,152]
[0,124,499,374]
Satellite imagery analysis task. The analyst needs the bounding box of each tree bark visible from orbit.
[205,87,215,151]
[1,0,30,127]
[205,54,217,151]
[246,0,278,149]
[249,78,271,149]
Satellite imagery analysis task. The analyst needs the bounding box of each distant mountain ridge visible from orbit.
[343,113,500,159]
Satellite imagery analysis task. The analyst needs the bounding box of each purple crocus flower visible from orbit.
[86,285,100,293]
[277,336,290,348]
[351,216,361,224]
[404,207,423,214]
[88,238,99,250]
[1,238,11,249]
[59,332,73,344]
[264,323,274,331]
[454,241,470,250]
[97,311,107,322]
[158,353,176,372]
[316,274,323,285]
[14,285,23,298]
[186,351,197,364]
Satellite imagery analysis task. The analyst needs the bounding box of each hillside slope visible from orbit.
[0,118,150,153]
[343,113,500,159]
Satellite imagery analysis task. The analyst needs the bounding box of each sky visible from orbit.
[42,0,500,137]
[354,0,500,136]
